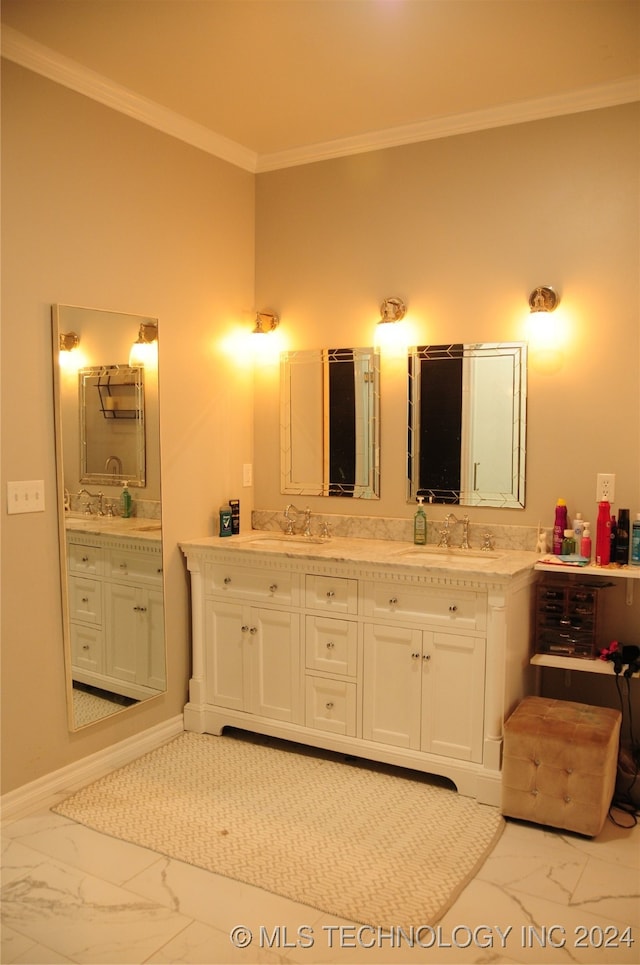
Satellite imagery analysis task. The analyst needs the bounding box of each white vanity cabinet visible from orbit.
[67,531,165,700]
[181,536,536,804]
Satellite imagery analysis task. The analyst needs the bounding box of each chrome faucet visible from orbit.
[76,488,104,516]
[104,455,123,475]
[284,503,312,537]
[437,512,471,549]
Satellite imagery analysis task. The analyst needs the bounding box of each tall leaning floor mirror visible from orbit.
[52,305,166,730]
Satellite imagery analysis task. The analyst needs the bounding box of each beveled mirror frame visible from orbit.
[408,341,527,508]
[280,347,380,498]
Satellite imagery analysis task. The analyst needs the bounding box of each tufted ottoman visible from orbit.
[501,696,621,837]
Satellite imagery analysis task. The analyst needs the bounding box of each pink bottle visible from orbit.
[553,498,568,555]
[595,500,611,566]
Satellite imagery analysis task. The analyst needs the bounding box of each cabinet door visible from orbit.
[105,582,138,684]
[248,607,301,723]
[421,630,485,763]
[136,587,166,691]
[362,624,422,748]
[204,599,246,711]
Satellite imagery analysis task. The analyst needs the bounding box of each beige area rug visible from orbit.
[53,731,504,927]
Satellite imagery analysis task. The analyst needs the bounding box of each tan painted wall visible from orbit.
[1,62,255,793]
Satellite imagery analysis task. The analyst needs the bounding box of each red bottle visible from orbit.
[553,498,568,555]
[595,500,611,566]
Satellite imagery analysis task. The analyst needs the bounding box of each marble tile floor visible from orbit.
[1,803,638,965]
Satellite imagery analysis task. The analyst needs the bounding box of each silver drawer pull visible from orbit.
[81,556,89,562]
[81,597,89,603]
[241,625,249,632]
[119,562,127,569]
[449,604,458,612]
[326,641,335,649]
[411,651,421,659]
[326,590,335,599]
[423,653,431,660]
[269,584,278,593]
[82,644,90,650]
[325,702,334,710]
[389,597,398,606]
[224,577,231,585]
[249,626,258,634]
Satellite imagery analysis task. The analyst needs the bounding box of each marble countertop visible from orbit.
[65,514,162,542]
[179,530,541,579]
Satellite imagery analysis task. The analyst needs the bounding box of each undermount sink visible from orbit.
[246,534,329,548]
[392,545,504,562]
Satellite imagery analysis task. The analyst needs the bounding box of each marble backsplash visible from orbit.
[67,491,161,521]
[252,508,549,552]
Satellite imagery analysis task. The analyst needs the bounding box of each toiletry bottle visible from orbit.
[572,512,584,551]
[219,503,233,537]
[229,498,240,535]
[631,513,640,566]
[609,514,618,563]
[561,529,576,555]
[553,498,568,555]
[414,496,427,545]
[580,523,592,561]
[615,509,630,564]
[595,500,611,566]
[121,482,132,518]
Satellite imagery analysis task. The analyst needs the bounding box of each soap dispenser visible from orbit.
[414,497,427,546]
[121,481,132,518]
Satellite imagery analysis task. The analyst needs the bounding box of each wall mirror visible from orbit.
[408,342,527,507]
[52,305,165,730]
[281,347,380,498]
[79,364,146,486]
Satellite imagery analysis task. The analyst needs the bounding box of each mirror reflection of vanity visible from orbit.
[52,305,166,730]
[407,342,527,507]
[280,347,380,498]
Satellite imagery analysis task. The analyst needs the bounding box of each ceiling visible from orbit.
[2,0,639,171]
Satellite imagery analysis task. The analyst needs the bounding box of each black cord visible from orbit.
[608,674,640,827]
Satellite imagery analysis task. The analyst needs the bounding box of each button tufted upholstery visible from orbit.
[501,695,621,837]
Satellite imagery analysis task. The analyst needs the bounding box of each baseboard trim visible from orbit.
[1,715,184,824]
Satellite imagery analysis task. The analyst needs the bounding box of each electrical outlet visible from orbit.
[596,473,615,503]
[7,480,45,515]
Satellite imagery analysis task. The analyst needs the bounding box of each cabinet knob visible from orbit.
[411,651,421,659]
[241,625,249,632]
[269,584,278,593]
[389,597,398,606]
[224,576,231,584]
[82,644,89,650]
[81,596,89,603]
[326,641,335,649]
[423,653,431,660]
[249,626,258,634]
[139,606,147,613]
[120,562,127,569]
[449,604,458,612]
[326,590,335,599]
[81,556,89,562]
[325,702,334,710]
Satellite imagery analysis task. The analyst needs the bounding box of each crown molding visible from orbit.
[3,26,638,175]
[1,26,258,173]
[257,76,640,172]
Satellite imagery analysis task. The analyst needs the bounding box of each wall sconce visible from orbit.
[528,286,559,315]
[252,311,279,334]
[378,297,407,324]
[129,321,158,367]
[59,332,80,352]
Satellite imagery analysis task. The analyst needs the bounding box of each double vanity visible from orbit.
[66,515,165,702]
[181,531,538,805]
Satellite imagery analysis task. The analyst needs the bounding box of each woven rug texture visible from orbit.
[53,732,504,927]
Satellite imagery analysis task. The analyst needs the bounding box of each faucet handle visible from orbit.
[481,531,494,551]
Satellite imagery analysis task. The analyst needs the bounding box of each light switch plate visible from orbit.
[243,463,253,487]
[7,480,45,514]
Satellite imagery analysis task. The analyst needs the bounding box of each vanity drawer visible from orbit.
[305,616,358,677]
[305,575,358,614]
[363,582,485,631]
[67,541,104,576]
[71,623,104,674]
[108,549,163,586]
[305,675,357,736]
[205,563,299,605]
[68,575,102,625]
